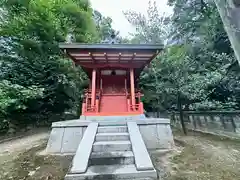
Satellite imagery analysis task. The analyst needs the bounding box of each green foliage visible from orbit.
[124,1,170,44]
[0,80,44,115]
[0,0,96,132]
[128,0,240,112]
[93,10,115,41]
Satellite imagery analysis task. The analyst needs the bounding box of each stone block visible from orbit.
[213,116,224,130]
[61,127,83,153]
[46,128,64,153]
[156,124,174,149]
[233,116,240,134]
[139,125,159,149]
[222,116,235,132]
[188,115,194,128]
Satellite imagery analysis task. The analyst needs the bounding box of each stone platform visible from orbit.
[46,118,174,154]
[45,117,174,180]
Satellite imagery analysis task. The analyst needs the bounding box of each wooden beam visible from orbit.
[104,52,109,63]
[147,50,160,64]
[66,51,78,67]
[77,63,142,69]
[131,53,137,61]
[89,52,96,63]
[118,53,122,63]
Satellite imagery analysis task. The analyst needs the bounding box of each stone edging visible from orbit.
[52,118,171,128]
[70,123,98,174]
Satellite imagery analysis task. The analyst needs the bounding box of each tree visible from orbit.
[0,0,95,132]
[124,1,171,44]
[167,0,240,110]
[93,10,115,41]
[214,0,240,64]
[125,0,240,134]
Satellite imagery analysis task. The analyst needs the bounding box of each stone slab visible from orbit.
[95,132,129,141]
[92,141,131,152]
[52,118,170,128]
[139,125,159,149]
[97,126,128,133]
[70,123,98,174]
[65,164,157,180]
[127,122,155,171]
[46,128,65,153]
[90,151,134,165]
[61,127,83,153]
[91,151,134,158]
[156,124,174,149]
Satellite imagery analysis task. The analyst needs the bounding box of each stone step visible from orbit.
[92,141,131,152]
[97,126,128,133]
[89,151,134,165]
[95,132,129,141]
[65,164,157,180]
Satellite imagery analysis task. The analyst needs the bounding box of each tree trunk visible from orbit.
[177,92,187,135]
[157,99,161,118]
[214,0,240,64]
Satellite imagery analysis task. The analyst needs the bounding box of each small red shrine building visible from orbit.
[59,43,163,116]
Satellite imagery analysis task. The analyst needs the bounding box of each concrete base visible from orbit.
[45,118,174,154]
[65,164,157,180]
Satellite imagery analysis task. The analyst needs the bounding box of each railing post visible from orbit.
[139,102,144,114]
[82,103,86,115]
[85,94,88,112]
[91,69,96,107]
[127,99,131,112]
[96,99,99,113]
[130,69,135,107]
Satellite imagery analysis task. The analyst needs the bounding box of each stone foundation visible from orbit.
[45,118,174,154]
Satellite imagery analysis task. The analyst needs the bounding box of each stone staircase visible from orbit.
[65,123,157,180]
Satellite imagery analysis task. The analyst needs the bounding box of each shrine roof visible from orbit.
[59,43,163,51]
[59,43,163,69]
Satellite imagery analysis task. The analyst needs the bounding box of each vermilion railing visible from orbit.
[82,89,102,114]
[82,88,144,115]
[125,89,144,114]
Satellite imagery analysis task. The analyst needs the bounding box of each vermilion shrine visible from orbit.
[59,43,161,117]
[45,41,174,180]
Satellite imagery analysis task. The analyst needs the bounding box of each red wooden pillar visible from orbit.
[91,69,96,108]
[130,69,135,108]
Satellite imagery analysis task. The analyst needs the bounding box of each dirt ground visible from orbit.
[0,130,239,180]
[152,130,240,180]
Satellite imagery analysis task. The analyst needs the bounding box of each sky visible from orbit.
[90,0,172,37]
